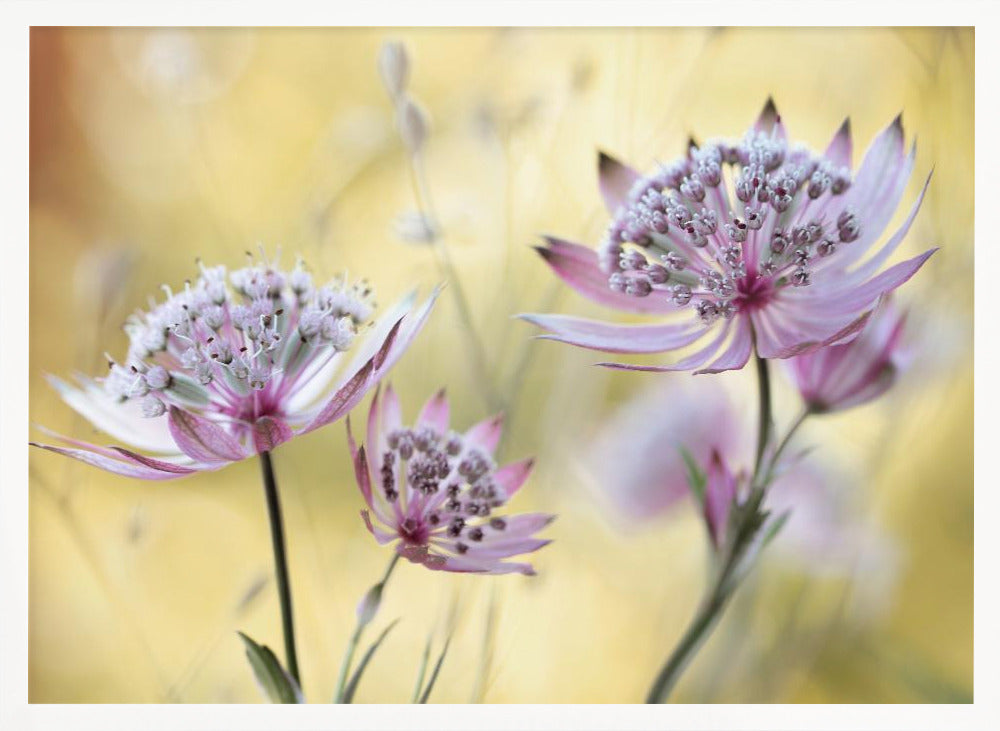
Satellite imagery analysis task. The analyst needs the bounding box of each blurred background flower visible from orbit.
[30,27,972,703]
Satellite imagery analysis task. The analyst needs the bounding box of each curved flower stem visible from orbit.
[407,155,503,413]
[258,451,300,686]
[646,356,774,703]
[334,553,401,703]
[763,407,810,484]
[752,352,773,479]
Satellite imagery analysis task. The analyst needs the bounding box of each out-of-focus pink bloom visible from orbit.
[32,252,438,479]
[522,99,935,373]
[589,380,896,579]
[784,300,908,413]
[350,386,554,576]
[587,377,742,520]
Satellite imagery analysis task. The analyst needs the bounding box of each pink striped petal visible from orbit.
[465,537,552,560]
[353,444,374,510]
[824,118,852,168]
[598,319,731,372]
[533,238,677,314]
[417,388,450,433]
[302,360,374,434]
[837,172,932,283]
[493,513,556,538]
[753,97,786,141]
[703,450,736,548]
[168,408,247,463]
[439,556,536,576]
[464,414,504,455]
[252,416,294,454]
[598,151,640,214]
[375,287,440,377]
[695,317,753,375]
[108,447,204,474]
[366,386,384,477]
[842,115,909,251]
[522,313,707,354]
[381,383,403,434]
[30,442,203,481]
[493,458,534,499]
[818,249,937,317]
[361,510,397,545]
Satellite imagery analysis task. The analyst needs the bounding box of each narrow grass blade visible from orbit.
[342,619,400,704]
[418,635,452,704]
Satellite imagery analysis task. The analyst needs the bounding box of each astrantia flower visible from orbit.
[590,378,888,572]
[349,386,554,575]
[784,299,908,413]
[522,99,935,373]
[587,377,740,520]
[32,252,438,479]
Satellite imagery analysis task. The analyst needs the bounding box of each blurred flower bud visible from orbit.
[785,300,908,414]
[394,211,439,244]
[356,581,385,628]
[378,41,409,100]
[397,95,429,153]
[703,449,739,550]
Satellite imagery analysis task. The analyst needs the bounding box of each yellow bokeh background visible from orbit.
[29,27,973,703]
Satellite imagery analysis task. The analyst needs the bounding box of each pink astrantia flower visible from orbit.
[589,379,895,574]
[784,299,908,413]
[349,386,554,576]
[587,377,741,520]
[522,99,935,373]
[32,252,438,480]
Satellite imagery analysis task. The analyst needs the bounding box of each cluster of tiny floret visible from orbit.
[102,253,375,420]
[381,424,509,554]
[600,128,859,323]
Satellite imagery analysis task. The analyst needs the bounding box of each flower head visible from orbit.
[587,376,740,520]
[590,378,892,573]
[522,99,935,373]
[350,386,554,576]
[32,250,438,479]
[784,299,908,413]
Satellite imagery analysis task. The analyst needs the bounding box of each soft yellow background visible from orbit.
[29,27,973,703]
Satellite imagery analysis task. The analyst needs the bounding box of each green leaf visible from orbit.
[418,635,452,704]
[342,619,400,703]
[410,635,433,703]
[679,445,707,504]
[238,632,303,704]
[762,509,791,548]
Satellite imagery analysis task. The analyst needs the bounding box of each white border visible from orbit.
[2,2,997,730]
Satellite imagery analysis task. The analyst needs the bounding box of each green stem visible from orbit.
[752,352,772,480]
[258,451,300,686]
[408,154,503,413]
[646,356,773,703]
[763,407,810,485]
[334,553,400,702]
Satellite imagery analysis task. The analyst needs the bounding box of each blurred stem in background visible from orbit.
[258,451,301,685]
[646,356,810,703]
[405,141,503,414]
[334,552,400,702]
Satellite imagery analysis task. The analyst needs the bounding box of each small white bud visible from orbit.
[356,582,384,628]
[397,95,429,153]
[378,41,409,100]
